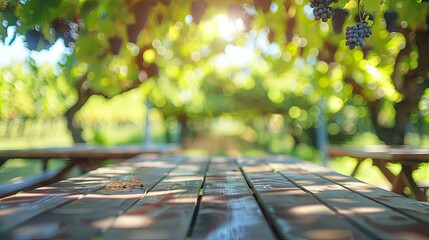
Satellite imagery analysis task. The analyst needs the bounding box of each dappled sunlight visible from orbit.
[90,216,116,230]
[146,189,186,197]
[349,206,386,214]
[166,195,199,204]
[83,193,145,200]
[201,195,227,205]
[93,166,135,173]
[1,191,56,200]
[11,222,61,240]
[291,180,317,185]
[251,181,296,192]
[302,185,345,193]
[268,163,290,171]
[105,215,153,229]
[9,176,26,184]
[302,229,353,240]
[327,198,358,204]
[69,180,109,186]
[0,207,19,216]
[324,174,349,181]
[287,204,333,216]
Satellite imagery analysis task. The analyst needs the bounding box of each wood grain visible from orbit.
[0,155,181,237]
[2,155,183,240]
[239,157,370,240]
[288,158,429,225]
[100,156,209,240]
[192,157,277,240]
[263,156,429,240]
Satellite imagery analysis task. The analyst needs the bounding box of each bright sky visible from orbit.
[0,15,279,69]
[0,27,67,67]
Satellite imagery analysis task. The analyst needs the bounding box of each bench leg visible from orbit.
[373,161,406,196]
[400,165,427,201]
[391,174,406,196]
[41,158,49,172]
[51,159,79,182]
[350,158,363,177]
[0,158,9,168]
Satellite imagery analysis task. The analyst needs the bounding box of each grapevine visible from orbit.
[310,0,339,22]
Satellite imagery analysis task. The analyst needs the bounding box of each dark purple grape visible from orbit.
[344,22,372,50]
[384,11,398,32]
[310,0,338,22]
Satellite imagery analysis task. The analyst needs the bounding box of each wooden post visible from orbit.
[316,100,328,166]
[143,101,152,146]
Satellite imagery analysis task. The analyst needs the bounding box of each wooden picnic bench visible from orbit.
[0,154,428,239]
[327,145,429,201]
[0,144,180,198]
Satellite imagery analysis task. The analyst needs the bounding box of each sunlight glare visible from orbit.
[214,14,237,41]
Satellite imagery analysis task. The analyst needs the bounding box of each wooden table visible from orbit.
[328,146,429,201]
[0,144,180,197]
[0,154,428,239]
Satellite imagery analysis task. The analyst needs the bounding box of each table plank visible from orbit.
[0,144,180,160]
[100,156,209,240]
[1,156,183,240]
[0,155,178,235]
[264,156,429,240]
[238,157,370,240]
[192,157,277,240]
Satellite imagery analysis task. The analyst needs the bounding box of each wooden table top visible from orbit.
[328,145,429,164]
[0,144,181,160]
[0,154,428,240]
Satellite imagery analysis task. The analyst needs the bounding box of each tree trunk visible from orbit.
[164,116,172,143]
[64,73,91,144]
[178,114,189,147]
[64,95,90,143]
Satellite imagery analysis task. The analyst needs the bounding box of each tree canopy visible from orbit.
[1,0,429,145]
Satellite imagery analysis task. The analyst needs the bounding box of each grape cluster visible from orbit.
[345,22,372,50]
[310,0,339,22]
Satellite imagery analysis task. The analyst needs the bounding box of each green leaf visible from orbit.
[363,0,381,12]
[364,15,374,26]
[0,13,6,40]
[338,0,351,8]
[17,0,62,27]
